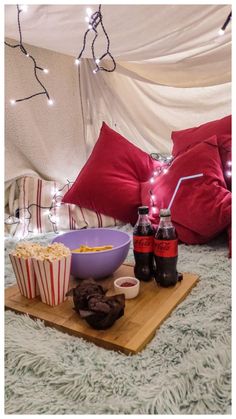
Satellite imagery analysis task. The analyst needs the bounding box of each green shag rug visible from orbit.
[4,226,231,414]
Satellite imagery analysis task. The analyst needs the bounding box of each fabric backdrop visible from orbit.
[5,4,231,87]
[4,4,231,204]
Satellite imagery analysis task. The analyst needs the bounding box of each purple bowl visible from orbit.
[52,228,131,279]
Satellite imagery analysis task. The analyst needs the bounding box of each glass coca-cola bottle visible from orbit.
[154,208,179,287]
[133,206,154,282]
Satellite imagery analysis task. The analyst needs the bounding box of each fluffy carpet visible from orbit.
[4,226,231,414]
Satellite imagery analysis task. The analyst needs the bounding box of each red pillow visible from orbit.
[171,115,231,158]
[141,136,231,244]
[62,122,154,225]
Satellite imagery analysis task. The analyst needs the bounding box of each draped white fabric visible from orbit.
[79,59,231,157]
[4,4,232,198]
[5,4,231,87]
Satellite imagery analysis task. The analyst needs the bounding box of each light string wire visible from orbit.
[4,180,74,235]
[149,153,174,211]
[5,4,51,104]
[220,11,232,32]
[76,4,116,73]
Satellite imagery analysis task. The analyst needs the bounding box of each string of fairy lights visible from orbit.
[149,154,174,215]
[75,5,116,73]
[5,4,116,107]
[5,180,75,235]
[5,4,53,105]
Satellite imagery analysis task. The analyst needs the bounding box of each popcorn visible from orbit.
[33,242,71,261]
[9,242,41,299]
[9,241,72,305]
[11,242,42,258]
[11,241,71,260]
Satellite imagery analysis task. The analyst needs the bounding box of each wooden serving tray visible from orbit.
[5,265,199,355]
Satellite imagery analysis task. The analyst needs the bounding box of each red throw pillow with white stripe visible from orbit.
[62,122,154,225]
[14,176,122,238]
[141,136,231,244]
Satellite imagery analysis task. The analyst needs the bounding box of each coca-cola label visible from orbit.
[154,239,178,258]
[133,236,153,253]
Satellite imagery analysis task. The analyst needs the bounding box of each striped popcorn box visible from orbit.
[32,254,72,306]
[9,254,40,299]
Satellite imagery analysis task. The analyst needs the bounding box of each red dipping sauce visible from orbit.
[120,281,135,287]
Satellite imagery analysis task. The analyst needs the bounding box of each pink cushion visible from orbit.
[62,122,154,225]
[141,136,231,244]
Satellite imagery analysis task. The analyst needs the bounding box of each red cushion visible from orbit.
[141,136,231,244]
[171,115,231,158]
[62,122,154,225]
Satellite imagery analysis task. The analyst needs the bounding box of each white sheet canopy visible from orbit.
[4,4,232,190]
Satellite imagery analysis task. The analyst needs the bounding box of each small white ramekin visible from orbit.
[114,276,140,299]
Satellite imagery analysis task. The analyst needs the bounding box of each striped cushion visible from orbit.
[15,176,122,238]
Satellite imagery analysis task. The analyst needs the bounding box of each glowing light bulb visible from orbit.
[75,58,80,65]
[10,99,16,105]
[163,168,169,174]
[26,53,29,57]
[225,170,231,177]
[86,7,93,17]
[227,161,232,167]
[150,177,155,184]
[93,68,98,74]
[43,68,49,73]
[85,16,90,22]
[218,28,225,36]
[19,4,28,12]
[5,216,13,225]
[48,99,54,106]
[153,170,158,176]
[95,58,100,64]
[152,207,158,214]
[88,24,92,30]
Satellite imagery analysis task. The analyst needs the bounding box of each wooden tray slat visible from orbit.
[5,265,199,355]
